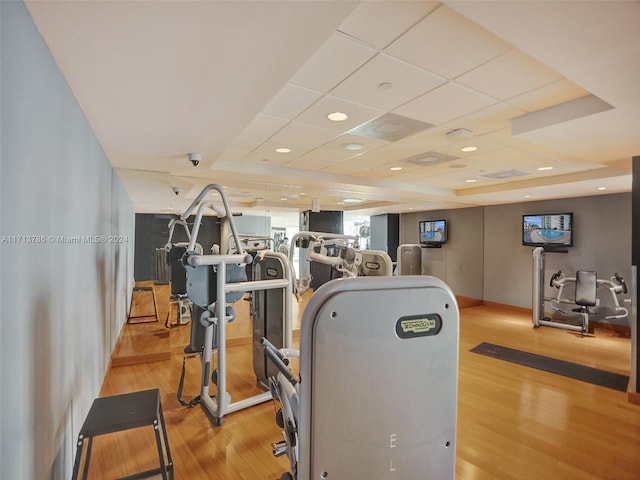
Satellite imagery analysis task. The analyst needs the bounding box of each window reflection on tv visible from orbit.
[522,213,573,248]
[419,219,447,246]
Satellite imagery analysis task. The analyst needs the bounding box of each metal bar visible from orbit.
[226,392,273,414]
[185,253,252,267]
[215,262,227,425]
[180,184,220,221]
[225,278,289,293]
[537,319,583,332]
[532,247,545,327]
[187,202,218,252]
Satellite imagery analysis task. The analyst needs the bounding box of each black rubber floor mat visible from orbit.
[470,342,629,392]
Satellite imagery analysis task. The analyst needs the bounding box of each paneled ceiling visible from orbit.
[25,1,640,220]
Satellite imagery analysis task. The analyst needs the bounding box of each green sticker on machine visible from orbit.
[396,314,442,339]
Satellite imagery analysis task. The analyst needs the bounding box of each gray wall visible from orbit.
[400,193,631,325]
[1,2,135,478]
[401,207,485,300]
[484,193,631,319]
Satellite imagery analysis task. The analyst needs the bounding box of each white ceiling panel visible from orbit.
[330,53,446,111]
[261,83,323,120]
[267,121,340,151]
[294,95,384,132]
[287,133,389,170]
[456,49,563,101]
[441,102,526,136]
[289,31,377,92]
[507,79,589,113]
[338,1,439,49]
[385,5,511,79]
[226,114,289,153]
[394,82,498,126]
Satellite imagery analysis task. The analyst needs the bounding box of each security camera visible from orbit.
[172,186,181,196]
[188,152,202,167]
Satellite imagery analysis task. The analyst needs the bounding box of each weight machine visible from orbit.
[532,247,628,335]
[263,275,459,480]
[288,231,393,297]
[178,184,294,425]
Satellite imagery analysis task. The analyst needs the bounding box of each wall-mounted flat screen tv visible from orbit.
[522,213,573,249]
[419,219,447,247]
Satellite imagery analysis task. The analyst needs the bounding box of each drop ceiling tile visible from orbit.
[456,49,563,101]
[431,137,503,160]
[441,102,526,136]
[330,53,446,111]
[384,5,511,79]
[340,126,450,171]
[228,114,289,152]
[261,83,323,120]
[338,1,439,49]
[320,161,363,176]
[289,31,377,92]
[394,82,497,125]
[219,147,249,161]
[268,121,340,150]
[294,95,384,131]
[360,161,425,178]
[507,79,589,113]
[241,139,316,166]
[287,133,388,170]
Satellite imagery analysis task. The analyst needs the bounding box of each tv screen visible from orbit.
[419,219,447,247]
[522,213,573,248]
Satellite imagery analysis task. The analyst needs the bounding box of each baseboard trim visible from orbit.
[456,296,484,309]
[628,391,640,406]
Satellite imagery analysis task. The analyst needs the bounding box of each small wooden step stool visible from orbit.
[71,388,173,480]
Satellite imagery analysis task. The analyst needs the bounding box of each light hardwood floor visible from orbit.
[93,284,640,480]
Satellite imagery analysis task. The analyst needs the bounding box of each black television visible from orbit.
[522,212,573,249]
[419,219,447,247]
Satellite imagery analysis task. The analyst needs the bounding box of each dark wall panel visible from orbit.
[134,214,221,281]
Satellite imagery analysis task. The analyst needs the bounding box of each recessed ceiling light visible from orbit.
[378,82,392,90]
[328,111,348,122]
[460,146,478,152]
[598,186,606,191]
[280,197,287,201]
[343,142,363,150]
[343,198,363,204]
[466,179,477,183]
[389,166,403,171]
[275,147,291,153]
[524,195,532,198]
[537,166,553,171]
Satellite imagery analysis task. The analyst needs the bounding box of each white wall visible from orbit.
[0,2,135,478]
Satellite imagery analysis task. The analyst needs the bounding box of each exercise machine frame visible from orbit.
[180,184,294,425]
[532,247,628,334]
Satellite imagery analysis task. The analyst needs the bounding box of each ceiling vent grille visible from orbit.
[349,113,434,142]
[402,151,459,167]
[480,169,530,180]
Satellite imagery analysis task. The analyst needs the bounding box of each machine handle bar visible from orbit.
[261,337,298,386]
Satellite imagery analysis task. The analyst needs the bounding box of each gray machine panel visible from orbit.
[397,244,422,276]
[298,276,458,479]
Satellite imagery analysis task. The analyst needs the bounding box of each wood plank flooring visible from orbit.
[94,286,640,480]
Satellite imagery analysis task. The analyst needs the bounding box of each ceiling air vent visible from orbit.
[480,169,530,180]
[349,113,434,142]
[402,151,459,167]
